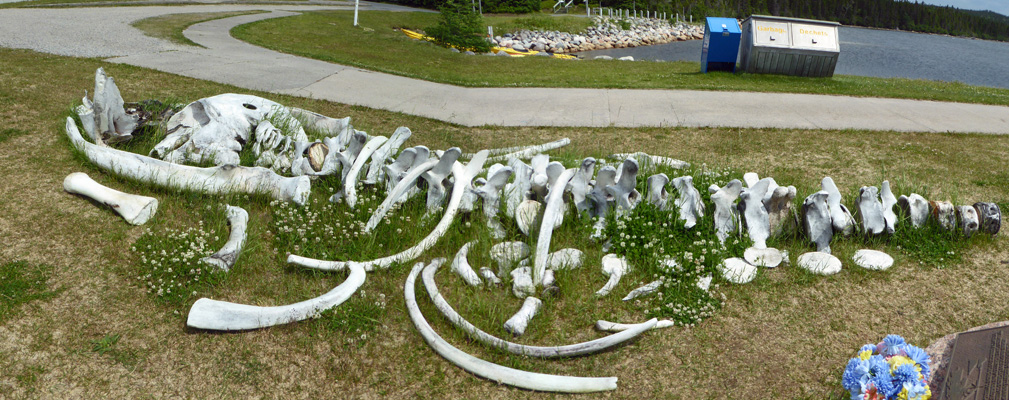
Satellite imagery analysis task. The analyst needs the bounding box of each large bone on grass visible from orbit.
[974,202,1001,235]
[406,262,619,392]
[504,297,542,336]
[568,158,597,213]
[486,138,571,163]
[765,185,797,237]
[479,267,502,285]
[711,179,742,244]
[534,168,576,286]
[622,280,662,301]
[63,172,158,225]
[422,260,657,357]
[491,241,531,277]
[739,178,771,248]
[92,67,138,143]
[333,135,388,208]
[421,148,462,211]
[289,151,488,272]
[504,157,534,219]
[858,186,886,235]
[187,262,365,331]
[898,193,930,228]
[514,199,542,237]
[645,173,669,210]
[336,131,368,182]
[589,166,617,218]
[595,319,675,333]
[957,205,980,237]
[364,127,411,185]
[595,254,630,297]
[288,107,351,138]
[606,159,640,212]
[383,147,417,193]
[821,177,856,236]
[546,248,584,270]
[451,241,483,286]
[609,152,690,170]
[394,146,431,203]
[880,181,898,234]
[802,191,833,254]
[364,158,439,232]
[931,201,957,231]
[474,165,513,239]
[76,93,100,145]
[201,205,249,271]
[511,267,536,298]
[65,117,311,206]
[672,175,703,229]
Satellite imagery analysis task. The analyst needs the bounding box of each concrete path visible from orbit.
[2,4,1007,132]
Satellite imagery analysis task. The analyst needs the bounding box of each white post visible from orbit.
[353,0,359,26]
[585,0,589,17]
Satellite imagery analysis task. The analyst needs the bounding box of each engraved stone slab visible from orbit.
[938,325,1009,400]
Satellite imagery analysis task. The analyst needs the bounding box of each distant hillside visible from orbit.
[596,0,1009,41]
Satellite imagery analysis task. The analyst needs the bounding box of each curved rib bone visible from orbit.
[898,193,929,228]
[622,280,662,301]
[595,319,675,333]
[645,173,669,210]
[858,186,885,235]
[595,254,630,297]
[364,127,411,185]
[336,131,368,182]
[405,261,618,393]
[486,138,571,163]
[504,297,542,336]
[534,168,576,285]
[672,176,703,229]
[201,205,249,271]
[289,152,488,272]
[63,172,158,225]
[64,117,311,206]
[186,262,365,331]
[419,262,655,356]
[421,148,462,211]
[821,177,856,236]
[334,135,388,208]
[365,159,439,232]
[711,179,742,244]
[451,242,483,286]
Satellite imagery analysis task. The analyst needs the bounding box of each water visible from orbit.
[574,26,1009,89]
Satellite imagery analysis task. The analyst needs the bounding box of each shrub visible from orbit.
[426,0,492,53]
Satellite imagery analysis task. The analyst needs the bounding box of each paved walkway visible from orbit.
[2,4,1008,132]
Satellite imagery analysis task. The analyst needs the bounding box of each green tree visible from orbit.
[425,0,492,53]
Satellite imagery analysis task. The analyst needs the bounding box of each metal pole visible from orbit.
[353,0,359,26]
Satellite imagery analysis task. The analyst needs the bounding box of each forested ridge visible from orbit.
[382,0,1009,41]
[607,0,1009,41]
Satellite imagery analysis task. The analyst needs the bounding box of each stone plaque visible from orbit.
[939,325,1009,400]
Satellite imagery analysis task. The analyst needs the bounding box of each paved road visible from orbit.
[1,3,1007,133]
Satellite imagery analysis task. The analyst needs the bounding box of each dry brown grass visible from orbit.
[0,47,1007,400]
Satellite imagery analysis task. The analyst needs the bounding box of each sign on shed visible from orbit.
[738,15,840,77]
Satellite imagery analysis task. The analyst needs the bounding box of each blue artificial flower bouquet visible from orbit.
[841,334,932,400]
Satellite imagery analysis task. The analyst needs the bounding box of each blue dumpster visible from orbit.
[700,17,742,73]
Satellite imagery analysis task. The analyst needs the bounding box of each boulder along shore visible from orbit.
[491,16,705,54]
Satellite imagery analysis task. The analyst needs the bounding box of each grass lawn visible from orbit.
[131,10,267,47]
[231,10,1009,106]
[1,46,1008,399]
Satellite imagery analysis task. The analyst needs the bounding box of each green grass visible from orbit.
[131,10,267,47]
[2,46,1009,399]
[231,10,1009,106]
[0,261,56,323]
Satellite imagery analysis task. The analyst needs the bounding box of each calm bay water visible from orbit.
[575,26,1009,89]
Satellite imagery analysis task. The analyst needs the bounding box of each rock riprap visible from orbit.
[490,16,704,55]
